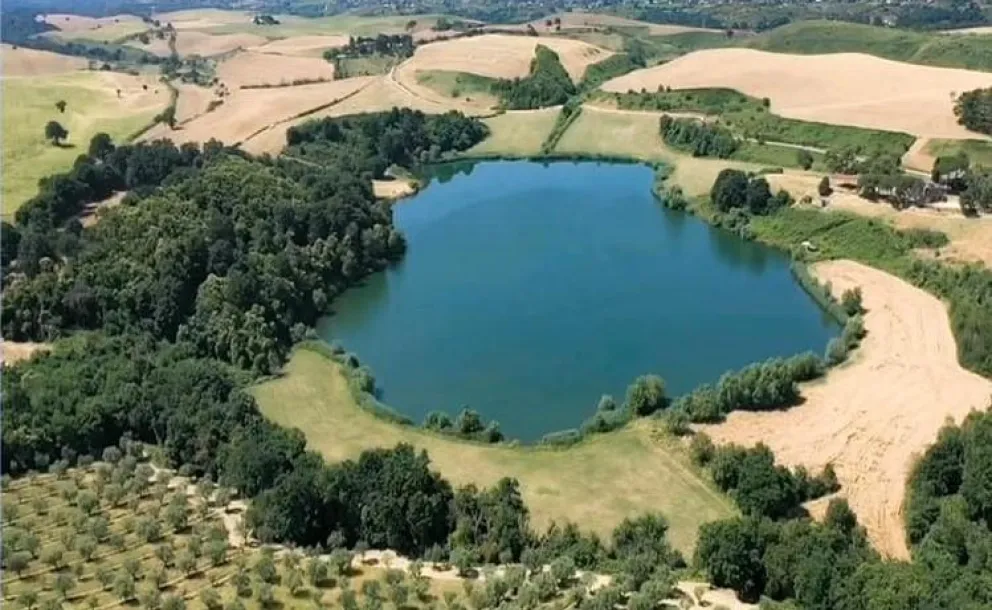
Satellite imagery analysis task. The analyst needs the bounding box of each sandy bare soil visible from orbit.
[902,137,935,173]
[241,75,477,154]
[397,34,611,83]
[767,171,992,267]
[1,341,52,366]
[216,50,335,88]
[603,48,992,138]
[151,77,373,147]
[171,30,268,57]
[249,34,350,57]
[373,178,418,199]
[1,44,88,77]
[944,25,992,35]
[701,260,992,559]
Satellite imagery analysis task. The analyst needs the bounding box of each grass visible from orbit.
[253,347,737,554]
[334,55,399,78]
[731,141,825,171]
[748,20,992,71]
[925,138,992,169]
[552,106,754,195]
[2,72,165,219]
[415,70,499,102]
[466,108,561,157]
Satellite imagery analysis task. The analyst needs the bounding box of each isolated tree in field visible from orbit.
[818,176,832,197]
[44,120,69,145]
[55,100,67,113]
[155,106,177,129]
[625,374,668,416]
[796,149,814,170]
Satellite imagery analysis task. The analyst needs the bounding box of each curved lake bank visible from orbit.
[318,161,838,440]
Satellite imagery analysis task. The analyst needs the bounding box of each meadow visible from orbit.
[747,20,992,71]
[465,108,561,157]
[2,69,168,218]
[925,138,992,169]
[252,347,737,554]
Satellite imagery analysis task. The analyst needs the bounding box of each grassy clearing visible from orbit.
[925,138,992,169]
[731,141,825,171]
[748,20,992,71]
[253,347,737,554]
[2,71,167,219]
[467,108,561,157]
[415,70,499,102]
[552,107,754,195]
[335,55,398,78]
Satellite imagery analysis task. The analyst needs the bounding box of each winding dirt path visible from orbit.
[701,260,992,559]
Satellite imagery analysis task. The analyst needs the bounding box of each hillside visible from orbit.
[748,20,992,71]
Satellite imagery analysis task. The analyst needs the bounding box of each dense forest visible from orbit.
[955,87,992,136]
[491,45,577,110]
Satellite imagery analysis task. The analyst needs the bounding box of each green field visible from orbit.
[253,347,736,554]
[2,72,165,219]
[334,55,399,78]
[731,141,825,171]
[748,20,992,71]
[415,70,499,102]
[467,108,561,157]
[925,138,992,169]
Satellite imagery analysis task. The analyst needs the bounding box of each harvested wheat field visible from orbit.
[217,50,335,88]
[701,260,992,559]
[153,9,254,30]
[1,341,51,366]
[174,82,218,123]
[241,75,477,154]
[398,34,611,83]
[249,34,350,57]
[1,44,88,76]
[40,13,147,40]
[536,12,718,35]
[603,48,992,138]
[171,30,268,57]
[155,77,374,148]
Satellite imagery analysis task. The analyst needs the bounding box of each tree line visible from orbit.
[658,115,739,159]
[322,34,414,60]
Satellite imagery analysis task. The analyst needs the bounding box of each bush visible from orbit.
[625,375,668,416]
[840,287,864,316]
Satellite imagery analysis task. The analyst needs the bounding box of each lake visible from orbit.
[318,161,838,440]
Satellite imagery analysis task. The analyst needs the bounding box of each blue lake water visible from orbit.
[318,161,838,440]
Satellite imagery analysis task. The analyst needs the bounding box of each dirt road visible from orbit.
[701,260,992,559]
